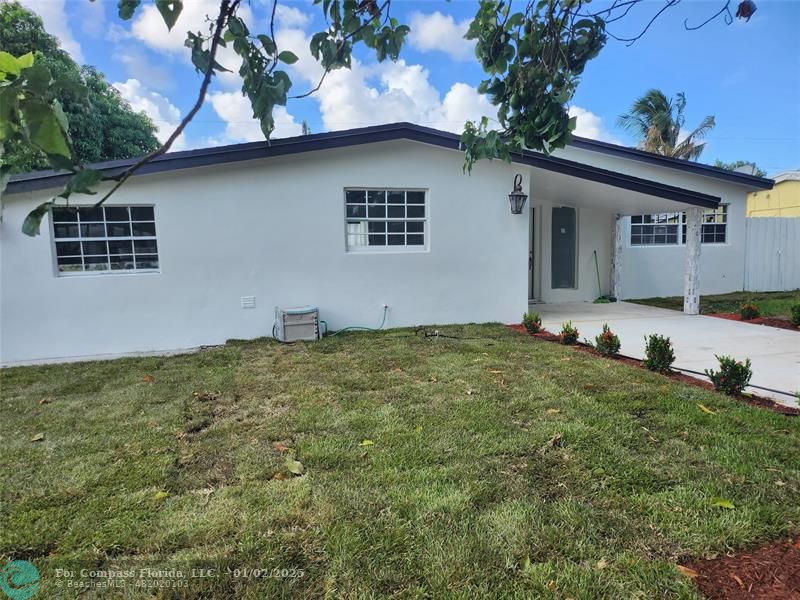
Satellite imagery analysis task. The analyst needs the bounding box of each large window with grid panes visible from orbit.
[345,189,426,251]
[630,205,727,246]
[51,205,159,274]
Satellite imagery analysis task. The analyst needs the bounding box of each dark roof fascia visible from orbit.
[5,122,719,207]
[569,136,774,190]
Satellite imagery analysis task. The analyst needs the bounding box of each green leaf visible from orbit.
[710,497,735,509]
[257,34,276,54]
[277,50,299,64]
[0,51,21,77]
[21,64,51,95]
[46,153,75,172]
[286,457,304,475]
[118,0,142,20]
[155,0,183,30]
[16,52,35,69]
[227,16,248,37]
[152,490,170,501]
[22,201,54,237]
[0,89,19,142]
[21,100,71,158]
[51,99,69,134]
[358,439,374,446]
[60,168,103,198]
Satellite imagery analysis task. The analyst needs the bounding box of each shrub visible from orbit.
[559,321,579,345]
[704,354,752,396]
[594,323,621,356]
[791,304,800,327]
[642,334,675,373]
[740,302,760,320]
[522,312,542,334]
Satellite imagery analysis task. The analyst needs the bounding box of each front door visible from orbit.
[551,206,577,289]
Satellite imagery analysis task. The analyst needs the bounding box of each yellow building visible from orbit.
[747,171,800,217]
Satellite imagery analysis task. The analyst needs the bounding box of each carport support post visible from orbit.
[611,214,623,300]
[683,207,702,315]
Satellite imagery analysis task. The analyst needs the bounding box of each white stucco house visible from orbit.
[0,122,772,365]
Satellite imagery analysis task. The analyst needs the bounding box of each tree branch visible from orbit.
[94,0,240,207]
[290,0,391,100]
[684,0,733,30]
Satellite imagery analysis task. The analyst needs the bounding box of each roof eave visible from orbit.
[568,135,775,191]
[5,122,720,208]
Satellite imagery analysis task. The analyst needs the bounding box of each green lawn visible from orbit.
[2,325,799,598]
[630,289,800,318]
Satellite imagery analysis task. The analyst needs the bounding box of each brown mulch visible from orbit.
[507,325,800,416]
[681,537,800,599]
[710,312,799,332]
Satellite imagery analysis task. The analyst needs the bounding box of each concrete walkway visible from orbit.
[532,301,799,407]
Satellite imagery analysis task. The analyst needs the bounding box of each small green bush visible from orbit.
[594,323,621,356]
[522,312,542,334]
[559,321,579,345]
[704,354,752,396]
[642,334,675,373]
[791,304,800,327]
[740,302,760,320]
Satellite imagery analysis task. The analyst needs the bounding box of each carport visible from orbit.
[517,146,722,314]
[535,301,799,406]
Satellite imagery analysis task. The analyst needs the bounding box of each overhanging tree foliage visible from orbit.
[714,159,766,177]
[0,0,759,235]
[0,1,160,174]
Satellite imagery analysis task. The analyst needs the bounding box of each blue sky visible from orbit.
[21,0,800,174]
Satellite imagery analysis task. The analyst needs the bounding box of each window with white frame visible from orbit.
[345,189,426,250]
[51,205,159,274]
[630,205,728,246]
[692,205,728,244]
[630,212,682,246]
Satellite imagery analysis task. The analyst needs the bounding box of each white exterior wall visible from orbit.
[618,192,747,299]
[555,146,750,300]
[0,141,529,365]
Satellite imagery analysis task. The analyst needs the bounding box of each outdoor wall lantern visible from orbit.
[508,174,528,214]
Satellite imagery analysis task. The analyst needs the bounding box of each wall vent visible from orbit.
[241,296,256,309]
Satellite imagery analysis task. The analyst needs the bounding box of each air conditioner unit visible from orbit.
[274,306,320,342]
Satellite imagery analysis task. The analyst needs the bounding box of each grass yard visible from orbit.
[2,324,799,598]
[630,289,800,318]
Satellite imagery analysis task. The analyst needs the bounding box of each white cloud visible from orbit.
[131,0,253,53]
[130,0,254,90]
[113,79,186,150]
[114,47,176,92]
[19,0,83,62]
[274,4,311,28]
[207,92,303,142]
[274,27,492,133]
[408,11,475,61]
[568,106,621,144]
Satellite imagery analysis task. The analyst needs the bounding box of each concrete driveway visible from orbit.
[533,301,799,407]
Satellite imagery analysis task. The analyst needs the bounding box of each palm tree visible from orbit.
[617,89,715,161]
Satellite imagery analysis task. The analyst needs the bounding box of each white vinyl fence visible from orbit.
[744,218,800,292]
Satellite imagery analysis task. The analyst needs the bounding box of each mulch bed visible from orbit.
[507,324,799,416]
[709,312,799,332]
[680,536,800,599]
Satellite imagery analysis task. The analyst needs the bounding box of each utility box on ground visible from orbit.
[274,306,320,342]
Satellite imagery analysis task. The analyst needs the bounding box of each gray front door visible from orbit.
[551,207,576,289]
